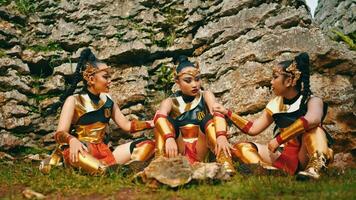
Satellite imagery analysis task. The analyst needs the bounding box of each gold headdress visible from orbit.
[174,62,200,79]
[83,63,110,82]
[285,61,301,86]
[273,61,301,87]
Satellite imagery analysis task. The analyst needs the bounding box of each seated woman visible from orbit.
[40,48,155,175]
[153,56,235,174]
[214,53,333,179]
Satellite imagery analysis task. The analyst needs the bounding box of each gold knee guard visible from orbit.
[131,140,155,162]
[71,153,107,175]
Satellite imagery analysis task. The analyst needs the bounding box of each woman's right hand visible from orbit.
[213,103,228,115]
[69,137,88,163]
[165,138,178,158]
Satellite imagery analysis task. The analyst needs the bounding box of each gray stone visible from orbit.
[40,75,65,94]
[0,90,28,106]
[110,66,148,107]
[53,62,77,76]
[0,57,30,75]
[0,131,24,150]
[315,0,356,34]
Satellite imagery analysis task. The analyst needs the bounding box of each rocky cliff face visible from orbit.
[315,0,355,35]
[0,0,354,161]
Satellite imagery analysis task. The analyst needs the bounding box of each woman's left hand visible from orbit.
[215,136,235,157]
[268,138,279,153]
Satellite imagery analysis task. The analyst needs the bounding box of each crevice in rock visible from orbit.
[0,9,26,26]
[27,61,54,77]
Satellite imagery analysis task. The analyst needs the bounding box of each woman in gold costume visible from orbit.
[40,48,155,175]
[153,55,235,175]
[214,53,333,179]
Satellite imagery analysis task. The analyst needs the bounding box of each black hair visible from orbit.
[174,55,195,74]
[45,48,100,115]
[278,52,312,108]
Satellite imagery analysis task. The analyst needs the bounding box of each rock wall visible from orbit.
[315,0,356,35]
[0,0,354,159]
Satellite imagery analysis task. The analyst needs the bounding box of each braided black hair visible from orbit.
[45,48,99,115]
[278,52,312,108]
[295,52,312,108]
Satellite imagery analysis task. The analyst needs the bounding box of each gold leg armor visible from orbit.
[39,147,63,174]
[154,127,165,157]
[232,142,275,169]
[153,113,175,158]
[297,127,333,180]
[130,140,155,162]
[205,117,235,175]
[71,153,107,175]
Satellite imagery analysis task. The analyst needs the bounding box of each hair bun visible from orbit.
[173,55,189,65]
[80,48,92,59]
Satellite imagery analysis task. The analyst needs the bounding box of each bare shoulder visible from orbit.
[203,90,214,97]
[64,95,76,104]
[161,97,173,106]
[202,90,216,102]
[307,96,323,108]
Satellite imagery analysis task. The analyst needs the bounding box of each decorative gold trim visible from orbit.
[171,91,202,118]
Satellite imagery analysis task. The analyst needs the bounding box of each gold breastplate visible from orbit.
[72,94,111,143]
[74,122,107,143]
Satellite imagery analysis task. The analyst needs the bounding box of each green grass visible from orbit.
[0,0,37,15]
[0,161,355,199]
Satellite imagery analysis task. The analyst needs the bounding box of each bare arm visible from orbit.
[111,102,131,132]
[56,96,88,163]
[303,97,324,127]
[56,96,75,133]
[157,98,173,115]
[203,90,216,114]
[248,110,274,136]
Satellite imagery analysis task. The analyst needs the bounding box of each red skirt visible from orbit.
[273,140,300,175]
[63,142,116,166]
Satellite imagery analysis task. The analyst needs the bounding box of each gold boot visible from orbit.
[297,127,333,180]
[127,140,156,173]
[297,152,328,180]
[205,118,235,175]
[39,147,63,174]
